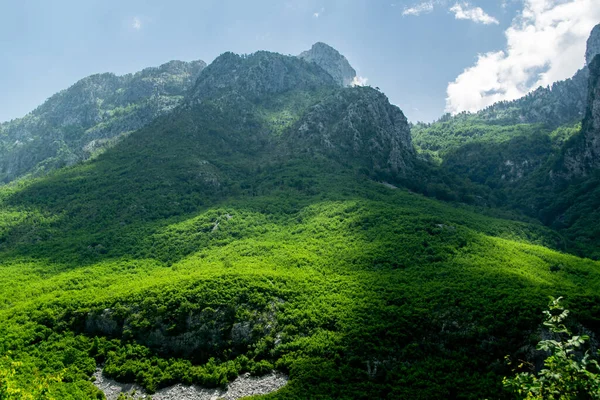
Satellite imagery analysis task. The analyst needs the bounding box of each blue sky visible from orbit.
[1,0,598,123]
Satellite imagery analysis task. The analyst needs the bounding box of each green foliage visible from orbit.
[503,297,600,399]
[0,354,65,400]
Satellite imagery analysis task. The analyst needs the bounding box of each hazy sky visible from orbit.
[1,0,598,123]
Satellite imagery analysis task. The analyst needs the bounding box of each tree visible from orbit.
[503,297,600,399]
[0,354,63,400]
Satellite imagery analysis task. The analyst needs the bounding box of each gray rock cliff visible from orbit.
[586,24,600,66]
[559,55,600,177]
[287,86,415,177]
[298,42,357,87]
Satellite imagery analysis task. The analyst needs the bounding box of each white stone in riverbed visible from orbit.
[93,369,288,400]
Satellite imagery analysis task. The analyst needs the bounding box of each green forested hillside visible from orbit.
[411,56,600,263]
[1,43,600,400]
[2,155,600,399]
[0,60,206,184]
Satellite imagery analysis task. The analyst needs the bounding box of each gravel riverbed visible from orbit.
[93,369,288,400]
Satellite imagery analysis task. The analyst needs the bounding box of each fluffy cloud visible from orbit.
[402,2,434,16]
[351,76,369,86]
[450,3,499,25]
[446,0,600,114]
[132,17,142,30]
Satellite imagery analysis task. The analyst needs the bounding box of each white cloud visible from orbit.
[351,76,369,86]
[446,0,600,114]
[132,17,142,30]
[450,2,499,24]
[402,1,434,16]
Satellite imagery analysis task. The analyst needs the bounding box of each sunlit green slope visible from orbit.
[1,138,599,399]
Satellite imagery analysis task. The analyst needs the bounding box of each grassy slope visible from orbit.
[0,92,599,399]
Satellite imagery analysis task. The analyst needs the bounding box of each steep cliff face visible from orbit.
[586,24,600,66]
[559,55,600,177]
[298,42,357,87]
[287,86,415,177]
[0,59,206,183]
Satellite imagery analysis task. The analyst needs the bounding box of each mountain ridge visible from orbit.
[0,58,206,184]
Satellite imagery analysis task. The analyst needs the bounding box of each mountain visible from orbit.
[0,42,599,400]
[414,23,600,159]
[298,42,357,86]
[411,25,600,253]
[189,51,337,103]
[286,86,414,178]
[0,59,206,183]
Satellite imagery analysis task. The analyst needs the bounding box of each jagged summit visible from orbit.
[189,50,337,103]
[559,54,600,178]
[298,42,357,87]
[586,24,600,65]
[31,58,206,124]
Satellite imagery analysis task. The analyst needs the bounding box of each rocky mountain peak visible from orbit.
[189,50,336,103]
[586,24,600,66]
[298,42,357,87]
[287,86,415,178]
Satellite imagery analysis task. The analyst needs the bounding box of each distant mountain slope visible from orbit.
[414,23,600,160]
[0,59,206,183]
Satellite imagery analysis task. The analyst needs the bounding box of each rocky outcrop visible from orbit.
[0,59,205,183]
[559,55,600,178]
[84,300,282,360]
[298,42,356,87]
[188,51,336,104]
[586,24,600,66]
[287,86,415,177]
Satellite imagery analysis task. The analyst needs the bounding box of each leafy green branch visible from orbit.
[503,297,600,399]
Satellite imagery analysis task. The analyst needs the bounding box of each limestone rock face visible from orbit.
[298,42,357,87]
[288,86,415,177]
[560,55,600,177]
[586,24,600,66]
[0,59,206,183]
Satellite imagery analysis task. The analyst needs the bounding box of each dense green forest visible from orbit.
[2,154,599,399]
